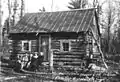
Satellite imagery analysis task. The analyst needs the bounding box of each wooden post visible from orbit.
[50,50,53,72]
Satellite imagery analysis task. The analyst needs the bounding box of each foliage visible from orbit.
[100,0,120,54]
[111,28,120,53]
[101,28,120,54]
[68,0,87,9]
[2,18,11,53]
[39,7,46,12]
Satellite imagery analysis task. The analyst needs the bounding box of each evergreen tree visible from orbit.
[68,0,87,9]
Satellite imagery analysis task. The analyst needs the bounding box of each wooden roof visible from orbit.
[10,8,96,33]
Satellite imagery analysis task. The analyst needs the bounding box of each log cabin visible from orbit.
[8,8,101,69]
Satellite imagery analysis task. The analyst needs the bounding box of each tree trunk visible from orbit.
[0,0,2,46]
[20,0,24,18]
[108,18,110,53]
[8,0,11,34]
[92,33,108,69]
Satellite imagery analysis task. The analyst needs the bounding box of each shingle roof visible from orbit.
[10,8,95,33]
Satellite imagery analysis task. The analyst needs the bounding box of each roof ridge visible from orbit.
[54,8,96,12]
[25,8,96,14]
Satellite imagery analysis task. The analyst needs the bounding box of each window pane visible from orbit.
[24,42,29,51]
[63,42,69,51]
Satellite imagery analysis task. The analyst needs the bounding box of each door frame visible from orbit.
[39,34,51,61]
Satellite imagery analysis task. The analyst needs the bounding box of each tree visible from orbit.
[68,0,87,9]
[39,7,46,12]
[111,0,120,53]
[7,0,25,26]
[12,0,19,26]
[100,0,117,53]
[2,18,11,53]
[20,0,25,18]
[0,0,2,46]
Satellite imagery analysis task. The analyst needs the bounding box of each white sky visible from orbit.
[25,0,70,12]
[24,0,105,12]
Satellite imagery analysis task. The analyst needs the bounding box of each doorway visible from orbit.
[39,35,50,61]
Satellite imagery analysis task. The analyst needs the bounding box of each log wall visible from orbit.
[51,33,87,68]
[9,32,93,68]
[9,33,38,59]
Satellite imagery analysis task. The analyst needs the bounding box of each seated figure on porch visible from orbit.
[14,53,28,72]
[28,52,44,71]
[23,53,29,69]
[29,52,38,71]
[24,53,33,69]
[36,52,44,66]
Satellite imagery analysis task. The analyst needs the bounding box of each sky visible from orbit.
[25,0,70,12]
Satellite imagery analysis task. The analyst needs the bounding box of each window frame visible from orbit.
[61,40,71,52]
[22,40,31,52]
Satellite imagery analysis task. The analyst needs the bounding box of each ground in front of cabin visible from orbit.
[1,52,120,82]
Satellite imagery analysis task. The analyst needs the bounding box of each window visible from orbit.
[63,42,69,51]
[22,41,31,51]
[61,41,70,52]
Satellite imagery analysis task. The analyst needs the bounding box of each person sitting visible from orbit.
[14,54,24,72]
[24,53,33,69]
[36,52,44,66]
[22,53,29,69]
[29,52,38,71]
[26,53,33,68]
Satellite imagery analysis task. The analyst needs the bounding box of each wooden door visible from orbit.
[40,35,50,61]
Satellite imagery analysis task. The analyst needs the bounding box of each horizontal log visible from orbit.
[53,61,85,66]
[53,58,83,61]
[71,47,85,50]
[53,51,85,55]
[53,55,83,58]
[71,50,85,52]
[53,65,81,68]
